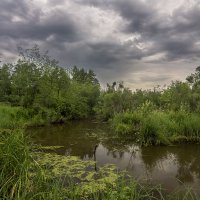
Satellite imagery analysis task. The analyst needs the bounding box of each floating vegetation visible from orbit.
[34,152,119,195]
[39,145,65,150]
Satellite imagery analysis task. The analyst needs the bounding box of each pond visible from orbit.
[28,120,200,195]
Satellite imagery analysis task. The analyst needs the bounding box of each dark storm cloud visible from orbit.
[87,41,144,66]
[0,0,29,20]
[49,40,143,70]
[0,14,80,42]
[0,0,83,48]
[0,0,200,88]
[77,0,200,61]
[118,1,200,61]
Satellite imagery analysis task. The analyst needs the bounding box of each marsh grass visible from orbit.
[0,129,31,199]
[0,104,27,129]
[0,104,199,199]
[0,104,61,129]
[112,110,200,146]
[0,130,199,200]
[111,112,142,136]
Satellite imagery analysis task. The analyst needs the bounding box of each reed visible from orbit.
[0,104,199,199]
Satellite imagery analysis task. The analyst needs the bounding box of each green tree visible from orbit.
[72,66,99,85]
[0,64,12,102]
[160,81,191,111]
[186,66,200,112]
[11,61,41,107]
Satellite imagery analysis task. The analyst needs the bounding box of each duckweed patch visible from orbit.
[39,145,65,150]
[34,153,120,194]
[33,152,169,199]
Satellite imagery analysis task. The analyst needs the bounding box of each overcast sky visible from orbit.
[0,0,200,89]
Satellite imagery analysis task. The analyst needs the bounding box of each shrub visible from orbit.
[112,112,141,135]
[139,112,170,145]
[111,110,200,146]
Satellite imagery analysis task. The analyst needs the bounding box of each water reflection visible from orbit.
[28,121,200,195]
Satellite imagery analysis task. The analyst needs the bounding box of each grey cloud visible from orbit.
[172,6,200,34]
[0,0,29,20]
[0,12,81,43]
[127,74,171,84]
[118,2,200,61]
[78,0,200,62]
[139,75,171,83]
[87,41,144,66]
[47,41,142,73]
[0,0,200,89]
[121,2,200,61]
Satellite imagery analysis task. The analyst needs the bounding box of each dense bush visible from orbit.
[0,47,100,122]
[112,110,200,146]
[2,46,200,145]
[0,106,170,199]
[112,112,142,135]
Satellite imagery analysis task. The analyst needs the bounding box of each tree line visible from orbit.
[0,46,100,122]
[1,46,200,125]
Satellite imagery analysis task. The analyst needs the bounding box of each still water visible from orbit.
[28,121,200,195]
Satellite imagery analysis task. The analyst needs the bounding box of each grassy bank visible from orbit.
[0,104,156,199]
[0,104,199,199]
[111,109,200,146]
[0,123,164,199]
[0,103,68,129]
[1,130,198,199]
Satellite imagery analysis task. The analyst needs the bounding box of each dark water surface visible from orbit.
[28,121,200,195]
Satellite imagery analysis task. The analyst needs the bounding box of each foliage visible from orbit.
[0,46,100,122]
[2,47,200,145]
[95,82,133,120]
[160,81,191,111]
[112,109,200,146]
[2,47,200,198]
[0,104,28,129]
[112,112,142,135]
[0,112,166,199]
[0,129,31,199]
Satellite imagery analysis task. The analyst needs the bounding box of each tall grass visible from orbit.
[0,103,63,129]
[111,112,142,135]
[0,129,31,199]
[0,104,27,129]
[112,110,200,146]
[0,104,63,199]
[0,104,199,199]
[0,128,167,200]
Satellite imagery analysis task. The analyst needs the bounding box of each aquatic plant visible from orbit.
[112,110,200,146]
[0,104,199,199]
[0,129,31,199]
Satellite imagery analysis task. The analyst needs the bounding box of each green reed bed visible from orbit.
[0,129,31,199]
[112,110,200,146]
[0,104,199,199]
[0,104,26,129]
[0,131,198,199]
[0,129,166,200]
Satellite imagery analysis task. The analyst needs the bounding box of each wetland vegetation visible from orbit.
[1,46,200,199]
